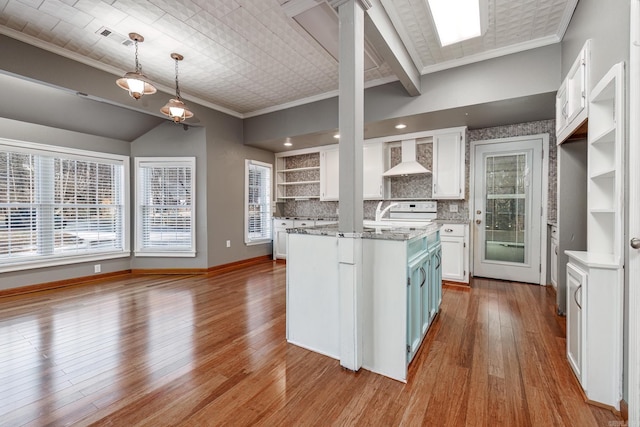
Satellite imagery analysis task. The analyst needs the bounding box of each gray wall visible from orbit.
[130,123,209,270]
[0,35,276,289]
[561,0,631,401]
[244,44,561,144]
[0,117,132,291]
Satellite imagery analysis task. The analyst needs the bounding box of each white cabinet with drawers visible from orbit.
[439,223,469,283]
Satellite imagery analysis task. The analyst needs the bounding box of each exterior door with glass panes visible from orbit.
[473,138,543,284]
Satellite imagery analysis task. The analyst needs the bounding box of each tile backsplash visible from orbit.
[280,119,556,222]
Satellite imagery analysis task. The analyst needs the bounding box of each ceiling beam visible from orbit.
[364,0,421,96]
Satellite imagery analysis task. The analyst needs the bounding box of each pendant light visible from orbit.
[161,53,194,123]
[115,33,156,100]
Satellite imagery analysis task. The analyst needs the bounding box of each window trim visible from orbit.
[134,157,196,257]
[0,137,130,273]
[244,159,273,246]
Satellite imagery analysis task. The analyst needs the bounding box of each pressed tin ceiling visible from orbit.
[0,0,577,118]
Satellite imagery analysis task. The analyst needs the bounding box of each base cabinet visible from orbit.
[550,225,558,289]
[363,229,442,381]
[565,251,623,410]
[439,223,468,283]
[273,219,293,259]
[566,262,585,382]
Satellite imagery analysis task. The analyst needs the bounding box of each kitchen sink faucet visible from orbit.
[375,201,399,222]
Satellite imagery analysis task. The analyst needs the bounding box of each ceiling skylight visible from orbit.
[427,0,484,47]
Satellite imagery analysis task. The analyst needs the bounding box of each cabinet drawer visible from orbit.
[274,219,294,229]
[440,224,465,237]
[293,220,314,228]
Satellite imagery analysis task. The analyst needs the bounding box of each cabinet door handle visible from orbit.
[555,246,558,255]
[445,228,453,233]
[435,253,441,270]
[419,267,426,288]
[574,284,582,310]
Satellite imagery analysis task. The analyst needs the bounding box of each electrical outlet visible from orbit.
[226,240,231,248]
[449,204,459,213]
[94,264,101,273]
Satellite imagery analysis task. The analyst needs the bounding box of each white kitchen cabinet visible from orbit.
[363,141,384,199]
[272,218,294,260]
[320,142,385,200]
[566,262,585,383]
[439,223,469,283]
[550,225,558,289]
[432,131,465,199]
[565,252,623,410]
[320,148,339,201]
[556,40,590,144]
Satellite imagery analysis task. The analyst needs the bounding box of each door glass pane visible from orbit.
[484,154,527,263]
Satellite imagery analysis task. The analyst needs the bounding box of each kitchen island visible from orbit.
[286,222,441,382]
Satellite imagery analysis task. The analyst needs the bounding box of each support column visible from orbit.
[337,0,367,371]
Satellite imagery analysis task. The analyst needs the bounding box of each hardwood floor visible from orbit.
[0,263,622,426]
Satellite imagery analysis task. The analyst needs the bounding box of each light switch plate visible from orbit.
[449,204,459,213]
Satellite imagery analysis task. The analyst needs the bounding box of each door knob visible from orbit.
[476,210,482,215]
[631,237,640,249]
[475,219,481,225]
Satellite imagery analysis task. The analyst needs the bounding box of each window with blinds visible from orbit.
[0,139,128,272]
[245,160,272,245]
[135,158,195,257]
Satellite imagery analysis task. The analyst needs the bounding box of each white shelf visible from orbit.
[590,169,615,179]
[277,180,320,186]
[278,196,319,200]
[589,208,615,214]
[278,166,320,173]
[590,125,616,145]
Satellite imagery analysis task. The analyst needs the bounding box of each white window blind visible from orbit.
[135,158,195,257]
[245,160,272,245]
[0,139,128,272]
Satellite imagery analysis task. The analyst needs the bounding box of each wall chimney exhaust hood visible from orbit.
[383,139,431,177]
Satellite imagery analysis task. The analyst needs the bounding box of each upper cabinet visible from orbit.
[362,142,385,199]
[319,141,385,201]
[556,40,591,144]
[320,147,339,201]
[432,131,465,199]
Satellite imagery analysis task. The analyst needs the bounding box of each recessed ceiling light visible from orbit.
[395,123,407,129]
[427,0,485,47]
[333,134,340,139]
[284,141,293,147]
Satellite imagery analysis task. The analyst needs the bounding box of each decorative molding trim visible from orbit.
[0,270,131,298]
[420,35,560,75]
[131,268,208,275]
[207,255,274,276]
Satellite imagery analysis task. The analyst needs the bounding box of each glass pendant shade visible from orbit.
[161,98,194,123]
[161,53,194,123]
[116,33,156,100]
[116,71,156,100]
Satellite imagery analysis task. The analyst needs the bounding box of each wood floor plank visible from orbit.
[0,265,623,426]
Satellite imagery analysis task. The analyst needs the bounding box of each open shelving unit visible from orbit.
[275,152,320,200]
[586,62,624,262]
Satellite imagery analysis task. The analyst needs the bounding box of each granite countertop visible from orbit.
[273,216,338,221]
[287,222,441,241]
[433,219,471,224]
